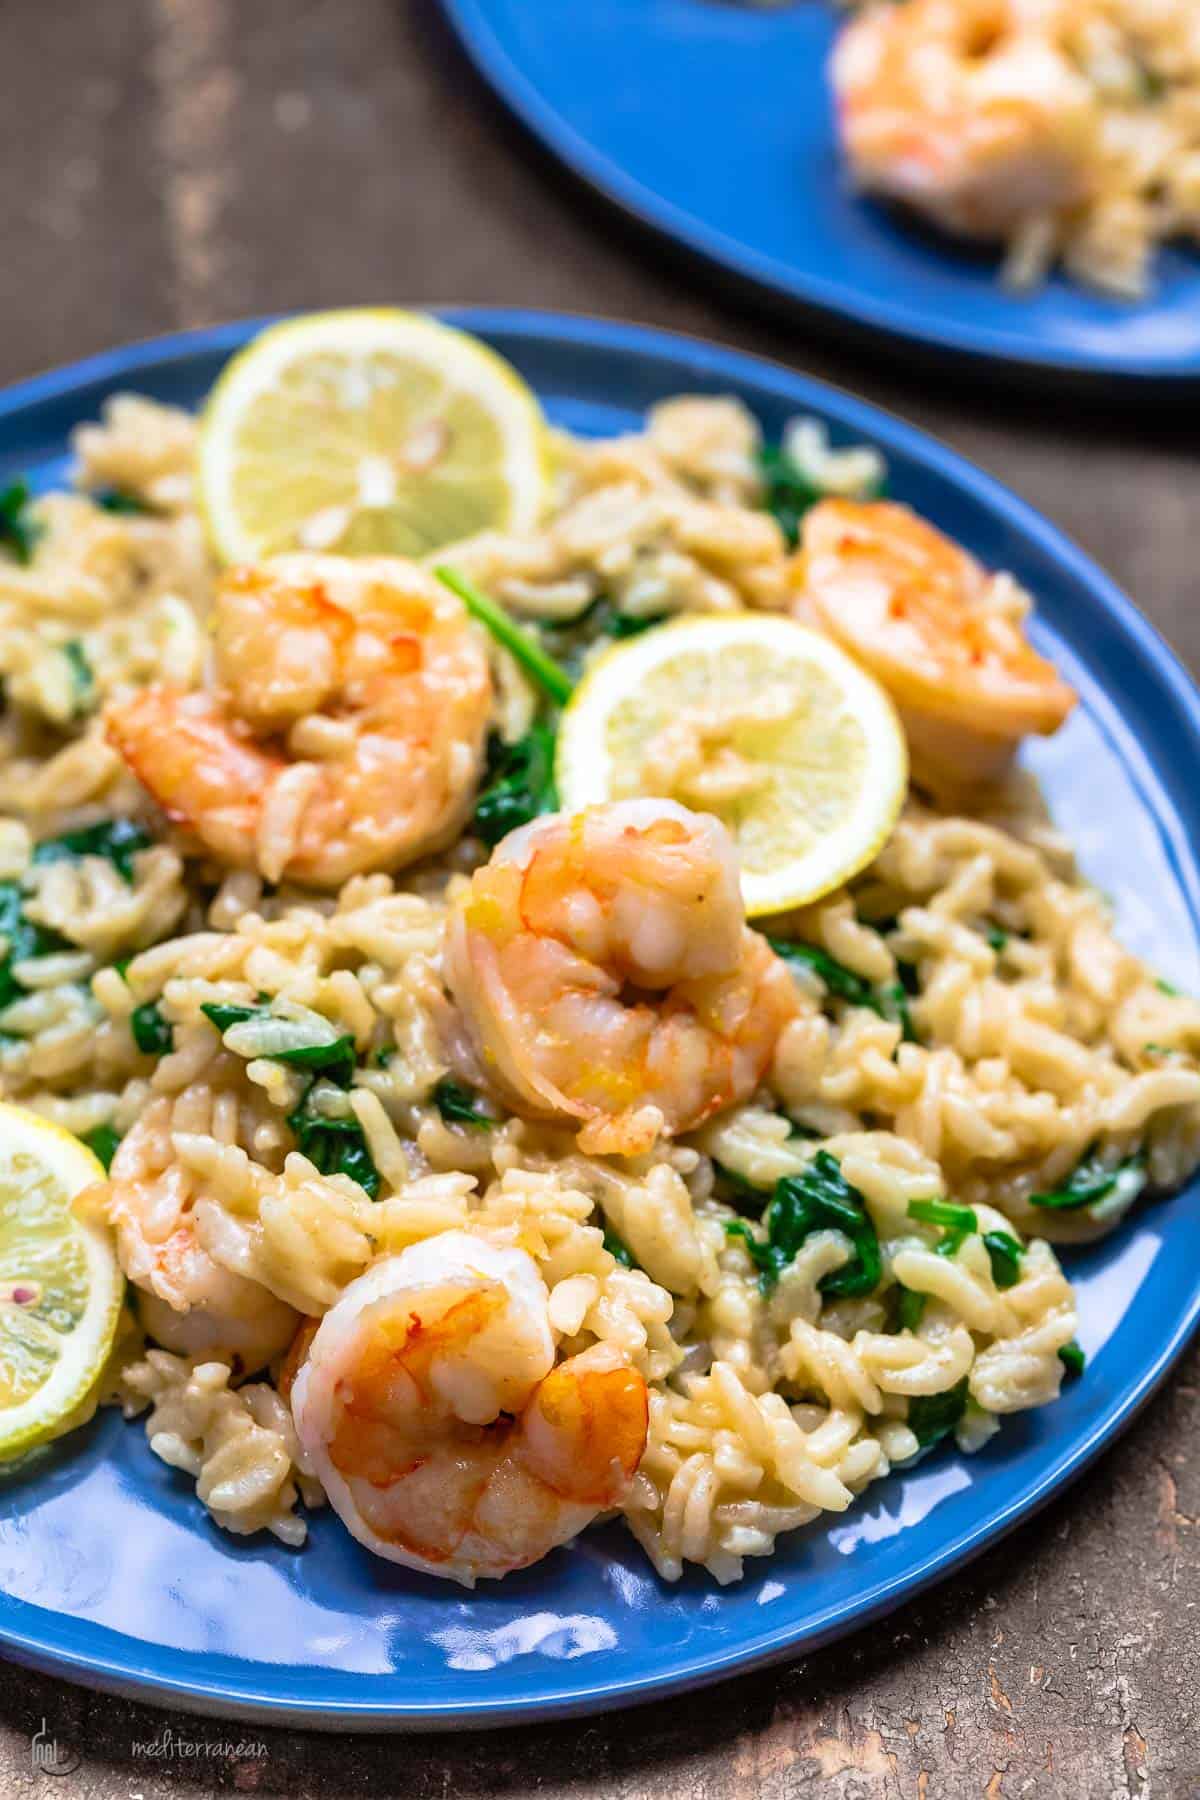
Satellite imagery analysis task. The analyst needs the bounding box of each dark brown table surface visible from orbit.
[1,2,1197,1795]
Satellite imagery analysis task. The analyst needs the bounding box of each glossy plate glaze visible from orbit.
[438,0,1200,385]
[1,313,1198,1729]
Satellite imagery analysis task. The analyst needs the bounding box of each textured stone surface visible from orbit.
[0,2,1197,1793]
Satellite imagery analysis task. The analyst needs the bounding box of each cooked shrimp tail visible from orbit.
[444,799,799,1156]
[106,688,273,867]
[106,554,491,886]
[291,1231,649,1585]
[99,1101,299,1373]
[832,0,1097,243]
[795,498,1075,792]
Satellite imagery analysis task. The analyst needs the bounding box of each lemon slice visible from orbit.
[0,1103,123,1459]
[198,309,549,564]
[556,614,908,915]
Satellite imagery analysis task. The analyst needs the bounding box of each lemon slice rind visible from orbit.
[0,1103,123,1459]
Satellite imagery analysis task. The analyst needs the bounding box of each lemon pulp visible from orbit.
[555,614,908,915]
[0,1105,123,1458]
[198,309,548,564]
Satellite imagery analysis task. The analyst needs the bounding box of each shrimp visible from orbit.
[443,799,799,1157]
[290,1232,648,1585]
[832,0,1098,242]
[795,499,1076,790]
[94,1102,299,1373]
[105,553,491,887]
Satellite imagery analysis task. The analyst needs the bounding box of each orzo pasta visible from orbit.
[3,323,1195,1585]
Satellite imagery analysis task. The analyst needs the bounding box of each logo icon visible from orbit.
[30,1719,79,1778]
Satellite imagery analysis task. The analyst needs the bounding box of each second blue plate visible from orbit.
[439,0,1200,385]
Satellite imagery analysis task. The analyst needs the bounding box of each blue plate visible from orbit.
[1,311,1199,1729]
[438,0,1200,385]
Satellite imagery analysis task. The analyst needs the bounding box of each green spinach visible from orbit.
[603,1227,637,1269]
[896,1286,927,1332]
[756,444,822,548]
[198,1000,355,1079]
[0,882,69,1011]
[83,1124,121,1171]
[1030,1150,1147,1214]
[62,641,96,715]
[769,937,918,1041]
[907,1378,969,1450]
[0,478,41,564]
[576,597,667,641]
[33,818,152,884]
[130,1000,173,1056]
[473,723,559,847]
[432,1077,493,1129]
[434,565,574,706]
[724,1150,880,1297]
[286,1088,380,1198]
[982,1230,1023,1289]
[94,489,154,515]
[908,1197,978,1258]
[757,441,883,548]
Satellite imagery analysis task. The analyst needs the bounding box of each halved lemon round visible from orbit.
[555,614,908,915]
[198,309,549,564]
[0,1103,123,1459]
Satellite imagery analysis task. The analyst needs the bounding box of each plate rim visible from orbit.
[0,308,1198,1728]
[435,0,1200,385]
